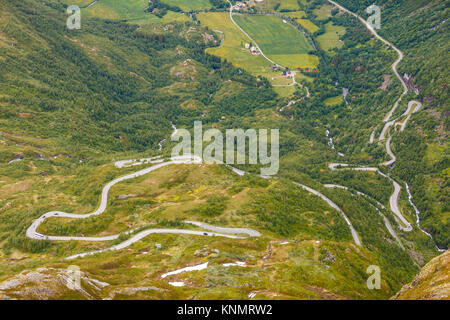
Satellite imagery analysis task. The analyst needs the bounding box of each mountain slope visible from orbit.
[0,0,448,300]
[392,250,449,300]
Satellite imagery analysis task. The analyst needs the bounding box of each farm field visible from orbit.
[317,22,346,53]
[198,12,298,96]
[253,0,300,11]
[82,0,190,24]
[135,10,191,24]
[313,4,333,20]
[253,0,280,11]
[84,0,150,20]
[285,11,307,19]
[233,14,318,69]
[67,0,94,7]
[295,18,320,34]
[278,0,301,11]
[161,0,212,11]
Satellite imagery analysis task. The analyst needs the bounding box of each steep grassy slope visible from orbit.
[0,161,421,299]
[392,250,449,300]
[1,0,196,152]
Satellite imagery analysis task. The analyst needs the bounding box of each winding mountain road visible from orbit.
[324,183,404,249]
[293,182,362,246]
[328,0,408,126]
[26,155,261,259]
[28,150,365,258]
[328,163,412,232]
[66,227,250,260]
[324,2,447,251]
[23,3,444,263]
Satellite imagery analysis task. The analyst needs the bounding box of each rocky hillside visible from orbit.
[392,250,449,300]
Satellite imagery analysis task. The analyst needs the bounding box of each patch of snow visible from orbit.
[222,261,246,267]
[161,262,208,279]
[169,282,185,287]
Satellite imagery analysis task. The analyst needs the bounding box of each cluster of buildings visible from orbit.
[233,2,247,10]
[244,43,260,55]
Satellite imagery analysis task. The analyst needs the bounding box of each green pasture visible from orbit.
[317,22,346,52]
[161,0,212,11]
[233,14,318,68]
[82,0,191,24]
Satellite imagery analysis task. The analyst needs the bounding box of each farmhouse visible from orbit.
[250,46,260,55]
[234,2,246,10]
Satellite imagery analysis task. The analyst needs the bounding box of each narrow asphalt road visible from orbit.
[293,182,362,246]
[26,155,261,260]
[226,0,278,67]
[324,184,404,249]
[328,163,413,232]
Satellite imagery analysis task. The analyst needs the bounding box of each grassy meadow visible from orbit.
[79,0,191,24]
[161,0,212,11]
[233,14,318,69]
[313,4,333,20]
[317,22,346,52]
[296,18,320,33]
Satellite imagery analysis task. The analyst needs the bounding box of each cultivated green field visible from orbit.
[198,12,271,72]
[317,22,346,53]
[67,0,94,7]
[198,12,299,96]
[84,0,150,20]
[295,18,320,33]
[313,4,333,20]
[161,0,212,11]
[82,0,191,24]
[285,11,307,19]
[253,0,301,11]
[278,0,301,11]
[233,14,318,69]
